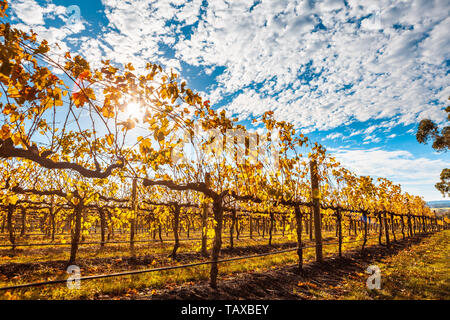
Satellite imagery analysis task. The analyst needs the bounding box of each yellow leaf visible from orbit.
[106,134,114,146]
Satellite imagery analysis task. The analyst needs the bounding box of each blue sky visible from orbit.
[5,0,449,200]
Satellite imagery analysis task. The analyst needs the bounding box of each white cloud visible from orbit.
[331,147,448,200]
[6,0,448,202]
[170,0,448,130]
[325,132,344,140]
[11,0,47,25]
[9,0,448,133]
[9,0,85,55]
[11,0,69,25]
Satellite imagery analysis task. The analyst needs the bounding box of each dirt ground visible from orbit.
[127,234,434,300]
[0,239,301,279]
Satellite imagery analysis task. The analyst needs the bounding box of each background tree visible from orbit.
[416,99,449,197]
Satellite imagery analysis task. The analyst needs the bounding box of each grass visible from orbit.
[0,231,379,299]
[322,230,449,300]
[0,231,296,264]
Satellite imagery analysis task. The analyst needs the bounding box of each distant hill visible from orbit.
[427,200,450,208]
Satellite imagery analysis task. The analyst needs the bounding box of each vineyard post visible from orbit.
[41,206,48,236]
[310,160,323,262]
[170,203,180,258]
[362,211,368,251]
[377,212,383,245]
[400,215,405,239]
[294,205,303,271]
[268,209,274,246]
[304,213,308,236]
[20,206,26,237]
[407,213,413,237]
[390,213,396,242]
[383,211,390,247]
[235,212,240,239]
[1,213,5,233]
[50,208,56,242]
[186,216,190,238]
[336,208,342,257]
[201,172,210,257]
[335,215,338,237]
[421,213,426,233]
[7,204,15,251]
[209,194,225,289]
[130,178,137,257]
[230,208,236,249]
[20,194,28,236]
[262,217,266,238]
[99,208,106,247]
[158,224,163,242]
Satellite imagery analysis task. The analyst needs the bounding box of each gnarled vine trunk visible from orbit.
[68,202,83,266]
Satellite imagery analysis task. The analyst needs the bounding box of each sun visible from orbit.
[125,102,141,115]
[124,102,146,121]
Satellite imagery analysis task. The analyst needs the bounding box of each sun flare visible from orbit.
[125,102,142,115]
[124,102,149,123]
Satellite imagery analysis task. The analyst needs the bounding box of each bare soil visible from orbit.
[130,234,432,300]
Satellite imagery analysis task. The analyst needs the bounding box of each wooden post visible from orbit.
[170,203,180,258]
[390,213,396,242]
[230,209,236,249]
[130,178,137,256]
[210,195,224,289]
[310,160,322,262]
[337,209,342,257]
[20,206,26,237]
[401,215,405,239]
[383,211,390,247]
[268,209,274,246]
[294,205,303,271]
[407,213,412,237]
[378,213,383,244]
[99,208,106,247]
[235,212,240,240]
[20,196,28,236]
[201,173,210,256]
[7,204,15,251]
[362,211,368,251]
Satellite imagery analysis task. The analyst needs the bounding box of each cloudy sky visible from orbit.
[5,0,449,200]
